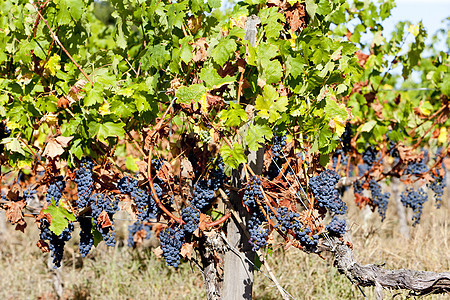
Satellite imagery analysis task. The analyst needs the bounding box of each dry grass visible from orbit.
[0,188,448,299]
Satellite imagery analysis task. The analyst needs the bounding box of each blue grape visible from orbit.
[326,216,346,237]
[400,187,428,226]
[341,123,352,153]
[247,212,268,251]
[309,170,347,214]
[369,179,390,221]
[275,207,299,232]
[353,180,364,196]
[191,179,215,212]
[404,159,428,176]
[427,167,446,208]
[291,221,318,251]
[181,207,200,234]
[159,226,185,267]
[128,221,152,248]
[118,176,160,221]
[209,156,227,191]
[90,193,118,247]
[78,217,94,257]
[242,176,264,210]
[23,188,36,202]
[362,146,378,166]
[46,176,66,205]
[74,165,93,209]
[39,219,74,268]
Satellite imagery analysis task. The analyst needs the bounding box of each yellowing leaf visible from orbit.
[438,127,447,144]
[407,24,420,37]
[99,102,111,115]
[333,117,346,136]
[46,54,61,76]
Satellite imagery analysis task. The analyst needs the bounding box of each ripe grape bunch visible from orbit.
[45,175,66,205]
[291,221,319,252]
[159,226,185,267]
[118,176,159,221]
[181,206,201,234]
[39,219,74,268]
[242,176,264,210]
[90,193,119,247]
[128,221,152,248]
[369,179,390,221]
[427,167,446,208]
[247,212,268,251]
[275,207,299,232]
[326,216,347,237]
[78,217,94,257]
[309,169,347,215]
[74,157,95,209]
[268,134,287,179]
[400,187,428,226]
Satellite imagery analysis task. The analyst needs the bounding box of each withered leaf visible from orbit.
[180,242,194,259]
[98,211,113,228]
[37,240,50,253]
[5,201,26,225]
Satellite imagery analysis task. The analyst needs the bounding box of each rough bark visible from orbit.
[330,239,450,298]
[199,232,225,300]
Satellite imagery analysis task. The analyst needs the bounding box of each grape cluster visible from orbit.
[268,134,287,179]
[291,221,319,251]
[74,159,94,209]
[78,217,94,257]
[341,123,352,153]
[128,220,152,248]
[90,193,119,247]
[332,149,348,169]
[159,226,185,267]
[362,146,378,166]
[181,206,201,234]
[198,130,212,144]
[404,159,429,176]
[191,179,215,211]
[309,170,347,215]
[242,176,264,210]
[45,176,66,205]
[272,135,286,159]
[326,216,347,237]
[209,156,227,191]
[118,176,159,221]
[353,180,364,196]
[400,187,428,226]
[39,219,74,268]
[23,188,36,202]
[369,179,390,221]
[247,212,268,251]
[275,207,299,232]
[427,167,446,208]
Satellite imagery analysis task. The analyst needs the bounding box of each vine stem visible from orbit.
[147,146,183,224]
[31,2,94,86]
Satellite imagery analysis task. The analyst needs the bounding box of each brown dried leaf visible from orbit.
[355,51,369,67]
[55,136,73,148]
[397,143,417,161]
[180,242,194,259]
[372,101,384,119]
[98,211,113,228]
[153,246,163,258]
[37,240,50,253]
[180,158,194,179]
[43,139,65,158]
[57,96,70,108]
[5,201,26,225]
[198,213,209,232]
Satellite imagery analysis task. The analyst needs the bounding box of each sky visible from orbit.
[384,0,449,51]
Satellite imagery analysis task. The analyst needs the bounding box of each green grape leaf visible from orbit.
[211,38,237,67]
[43,199,76,236]
[89,121,125,142]
[219,102,247,127]
[199,68,236,89]
[176,84,207,104]
[220,142,246,169]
